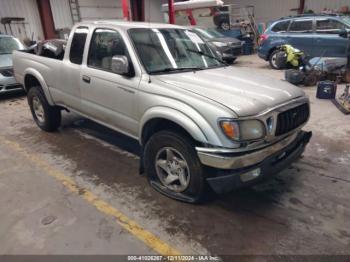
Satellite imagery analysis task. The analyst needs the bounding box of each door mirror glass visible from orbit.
[111,55,129,75]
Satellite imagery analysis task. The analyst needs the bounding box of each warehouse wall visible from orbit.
[50,0,126,30]
[0,0,44,41]
[305,0,350,13]
[223,0,300,23]
[224,0,350,23]
[78,0,124,21]
[144,0,167,23]
[50,0,73,30]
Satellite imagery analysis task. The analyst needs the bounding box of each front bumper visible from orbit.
[220,46,242,59]
[0,75,23,94]
[197,131,312,194]
[258,48,269,61]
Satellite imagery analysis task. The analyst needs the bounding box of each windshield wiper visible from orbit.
[149,66,203,75]
[186,49,228,66]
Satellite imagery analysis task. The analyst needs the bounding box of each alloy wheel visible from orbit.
[155,147,190,193]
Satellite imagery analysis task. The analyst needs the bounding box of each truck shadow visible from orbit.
[60,113,294,208]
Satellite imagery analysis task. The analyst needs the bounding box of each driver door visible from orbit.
[80,28,140,137]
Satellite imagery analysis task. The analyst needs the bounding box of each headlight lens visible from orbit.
[220,120,266,141]
[212,41,227,47]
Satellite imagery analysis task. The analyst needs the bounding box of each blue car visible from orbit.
[258,14,350,69]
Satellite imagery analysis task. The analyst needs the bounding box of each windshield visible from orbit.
[0,37,24,55]
[128,28,224,74]
[342,17,350,27]
[195,28,225,39]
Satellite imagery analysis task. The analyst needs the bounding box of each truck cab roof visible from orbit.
[75,20,186,30]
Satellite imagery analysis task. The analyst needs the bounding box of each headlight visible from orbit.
[219,119,266,141]
[212,42,227,47]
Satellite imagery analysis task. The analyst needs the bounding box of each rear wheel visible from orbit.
[144,131,206,203]
[219,21,230,31]
[269,49,285,70]
[27,86,61,132]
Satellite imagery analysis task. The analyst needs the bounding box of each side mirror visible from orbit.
[339,29,348,38]
[111,55,130,76]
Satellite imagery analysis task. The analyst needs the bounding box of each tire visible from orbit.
[144,131,206,203]
[27,86,61,132]
[269,49,285,70]
[303,74,318,86]
[225,57,237,64]
[219,21,230,31]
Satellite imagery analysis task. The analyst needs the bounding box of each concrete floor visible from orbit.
[0,55,350,256]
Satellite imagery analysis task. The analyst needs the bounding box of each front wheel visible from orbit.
[144,131,206,203]
[27,86,61,132]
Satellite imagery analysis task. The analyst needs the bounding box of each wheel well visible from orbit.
[268,47,278,60]
[24,74,41,92]
[141,118,199,146]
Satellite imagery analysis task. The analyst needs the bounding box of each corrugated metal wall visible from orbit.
[0,0,44,41]
[144,0,167,22]
[305,0,350,13]
[50,0,73,30]
[224,0,350,23]
[50,0,125,30]
[78,0,123,21]
[224,0,300,23]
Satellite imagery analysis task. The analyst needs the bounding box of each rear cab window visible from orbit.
[289,19,313,33]
[69,27,89,65]
[271,20,291,33]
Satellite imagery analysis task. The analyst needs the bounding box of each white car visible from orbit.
[0,35,25,93]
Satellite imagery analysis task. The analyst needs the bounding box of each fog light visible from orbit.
[240,168,261,182]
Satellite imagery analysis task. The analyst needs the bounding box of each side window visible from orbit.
[69,27,88,64]
[88,28,128,72]
[289,20,313,33]
[271,20,290,33]
[316,19,345,34]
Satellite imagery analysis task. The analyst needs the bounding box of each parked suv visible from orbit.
[258,14,350,68]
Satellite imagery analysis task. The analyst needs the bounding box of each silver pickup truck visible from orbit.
[13,21,312,203]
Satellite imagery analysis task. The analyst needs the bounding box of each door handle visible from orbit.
[82,75,91,84]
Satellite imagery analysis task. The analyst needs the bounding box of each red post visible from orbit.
[122,0,130,21]
[299,0,305,14]
[187,10,196,25]
[36,0,56,39]
[168,0,175,24]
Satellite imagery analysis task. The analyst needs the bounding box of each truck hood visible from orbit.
[0,54,13,68]
[156,67,305,117]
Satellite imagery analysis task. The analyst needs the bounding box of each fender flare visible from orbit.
[139,107,221,146]
[23,68,55,105]
[269,40,288,56]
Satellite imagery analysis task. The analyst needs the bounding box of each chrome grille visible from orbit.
[275,103,309,136]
